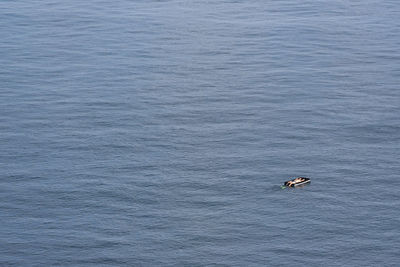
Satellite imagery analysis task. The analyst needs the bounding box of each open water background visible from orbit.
[1,0,400,266]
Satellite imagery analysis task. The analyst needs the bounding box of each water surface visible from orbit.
[1,0,400,266]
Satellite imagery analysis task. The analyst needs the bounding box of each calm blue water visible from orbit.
[1,0,400,266]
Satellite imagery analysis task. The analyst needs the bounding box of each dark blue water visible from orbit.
[1,0,400,266]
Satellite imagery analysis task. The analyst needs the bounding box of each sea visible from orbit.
[1,0,399,266]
